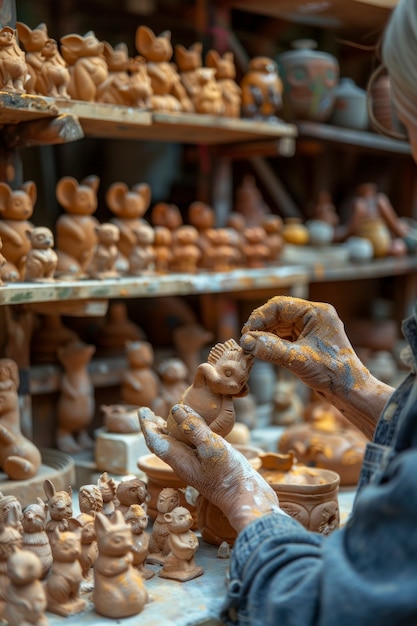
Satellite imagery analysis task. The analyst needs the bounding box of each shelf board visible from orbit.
[0,266,307,306]
[0,91,58,124]
[297,121,411,155]
[226,0,397,30]
[308,254,417,282]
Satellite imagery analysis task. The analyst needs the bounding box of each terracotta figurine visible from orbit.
[175,41,203,101]
[170,224,201,273]
[128,222,156,275]
[87,222,120,279]
[0,358,42,480]
[191,67,224,115]
[97,472,118,518]
[100,403,141,433]
[78,483,104,517]
[157,357,189,420]
[166,337,253,443]
[158,505,203,582]
[39,38,71,99]
[121,340,162,410]
[60,30,108,102]
[240,56,283,121]
[16,22,49,95]
[0,510,22,620]
[153,225,173,272]
[76,511,98,590]
[93,510,148,618]
[43,479,74,540]
[116,477,149,516]
[0,26,28,93]
[148,487,180,564]
[127,54,153,109]
[0,492,23,532]
[24,226,58,282]
[124,504,154,579]
[95,301,144,357]
[96,41,132,105]
[5,549,49,626]
[151,201,183,231]
[206,49,242,118]
[21,499,53,580]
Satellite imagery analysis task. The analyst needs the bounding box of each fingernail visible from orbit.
[240,332,256,353]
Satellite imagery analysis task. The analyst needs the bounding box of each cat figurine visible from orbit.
[21,498,53,579]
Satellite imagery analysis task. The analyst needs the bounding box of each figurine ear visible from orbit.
[135,25,154,55]
[43,478,56,499]
[36,497,45,510]
[81,175,100,193]
[15,21,32,45]
[106,182,128,213]
[56,176,78,208]
[0,183,11,212]
[205,49,220,68]
[133,183,151,212]
[60,33,85,52]
[95,511,110,535]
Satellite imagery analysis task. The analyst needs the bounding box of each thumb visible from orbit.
[171,404,224,459]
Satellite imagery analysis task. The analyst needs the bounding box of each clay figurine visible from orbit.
[241,56,283,121]
[116,477,149,516]
[5,549,49,626]
[56,340,95,453]
[97,472,117,518]
[30,314,78,364]
[55,174,100,276]
[188,200,216,268]
[24,226,58,282]
[206,49,242,118]
[78,483,104,516]
[93,510,148,618]
[106,181,152,270]
[175,41,203,100]
[127,54,153,109]
[148,487,179,564]
[0,358,42,480]
[45,526,87,617]
[76,511,98,590]
[39,38,70,99]
[0,510,22,619]
[128,222,156,275]
[135,25,193,112]
[166,338,253,442]
[192,67,224,115]
[0,26,28,93]
[157,357,189,420]
[121,340,162,410]
[0,492,23,532]
[0,180,36,281]
[242,225,270,268]
[43,479,74,540]
[124,504,154,579]
[261,214,284,262]
[97,41,132,105]
[151,201,183,230]
[21,499,53,580]
[272,372,305,426]
[203,227,241,271]
[170,224,201,273]
[159,505,203,582]
[95,301,144,357]
[60,30,108,101]
[87,222,120,279]
[153,225,173,272]
[100,403,141,433]
[15,22,49,94]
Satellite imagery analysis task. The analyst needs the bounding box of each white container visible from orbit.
[330,77,369,130]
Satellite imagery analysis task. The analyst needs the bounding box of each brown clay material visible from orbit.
[24,227,58,282]
[147,487,180,565]
[87,223,120,279]
[240,56,283,121]
[205,49,242,118]
[39,38,70,98]
[60,31,108,102]
[16,22,49,95]
[5,549,48,626]
[121,340,162,410]
[43,478,74,540]
[21,498,53,580]
[0,26,28,93]
[158,506,203,582]
[0,181,36,281]
[124,504,155,579]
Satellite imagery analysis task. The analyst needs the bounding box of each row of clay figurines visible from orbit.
[2,21,283,121]
[0,174,286,285]
[0,476,207,623]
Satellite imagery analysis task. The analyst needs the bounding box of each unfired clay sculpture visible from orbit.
[24,226,58,282]
[21,499,53,580]
[128,222,156,275]
[0,512,22,619]
[0,358,42,480]
[0,180,36,281]
[55,175,100,276]
[78,483,104,517]
[158,505,203,582]
[148,487,180,564]
[175,41,203,100]
[43,479,74,541]
[153,225,173,272]
[206,49,242,118]
[45,526,87,617]
[56,340,95,453]
[121,340,162,410]
[16,22,49,95]
[95,301,144,357]
[116,477,148,516]
[0,26,28,93]
[170,224,201,273]
[97,472,117,518]
[100,403,141,433]
[135,25,193,112]
[166,337,253,443]
[76,512,98,590]
[96,41,132,105]
[39,38,71,99]
[93,510,148,618]
[5,549,49,626]
[60,31,108,102]
[157,357,189,420]
[0,492,23,532]
[87,222,120,279]
[240,56,283,121]
[124,504,154,579]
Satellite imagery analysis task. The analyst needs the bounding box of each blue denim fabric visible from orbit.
[221,307,417,626]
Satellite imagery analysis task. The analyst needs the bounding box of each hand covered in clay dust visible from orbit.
[139,404,280,533]
[240,296,393,438]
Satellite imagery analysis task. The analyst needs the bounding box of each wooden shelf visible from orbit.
[0,91,58,124]
[225,0,397,31]
[308,254,417,282]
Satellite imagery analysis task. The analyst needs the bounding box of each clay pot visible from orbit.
[282,217,309,245]
[356,218,391,258]
[306,219,334,246]
[278,39,339,122]
[330,77,368,130]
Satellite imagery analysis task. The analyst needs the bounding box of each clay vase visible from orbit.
[278,39,339,122]
[282,217,309,245]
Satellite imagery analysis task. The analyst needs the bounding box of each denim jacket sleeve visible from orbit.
[222,444,417,626]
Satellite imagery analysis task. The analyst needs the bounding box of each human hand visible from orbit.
[240,296,393,438]
[139,404,280,534]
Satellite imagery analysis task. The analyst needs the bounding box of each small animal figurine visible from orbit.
[5,549,49,626]
[148,487,180,565]
[0,237,7,284]
[0,492,23,532]
[106,181,152,270]
[242,225,270,268]
[87,222,120,279]
[0,358,42,480]
[127,54,153,108]
[43,479,73,540]
[121,340,162,410]
[175,41,203,100]
[205,49,242,118]
[153,225,172,272]
[135,25,193,112]
[0,26,28,93]
[100,403,141,433]
[158,506,203,582]
[191,67,224,115]
[172,322,214,384]
[93,510,148,618]
[76,512,98,590]
[24,226,58,282]
[95,300,145,357]
[56,340,96,453]
[16,22,49,94]
[166,338,253,443]
[240,56,283,121]
[21,499,53,580]
[151,201,183,231]
[157,357,189,420]
[45,526,87,617]
[39,38,70,99]
[261,213,284,262]
[203,227,241,272]
[60,30,108,101]
[97,472,117,518]
[55,174,100,276]
[97,41,132,105]
[124,504,154,579]
[170,224,201,273]
[116,477,149,517]
[0,180,36,280]
[272,372,305,426]
[78,483,104,516]
[128,222,156,275]
[0,509,22,619]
